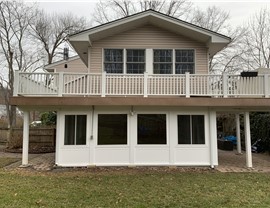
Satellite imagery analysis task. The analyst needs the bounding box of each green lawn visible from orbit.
[0,169,269,208]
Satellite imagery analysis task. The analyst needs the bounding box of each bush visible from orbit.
[40,111,56,126]
[250,112,270,153]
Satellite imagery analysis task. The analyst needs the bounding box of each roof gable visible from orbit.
[69,10,231,66]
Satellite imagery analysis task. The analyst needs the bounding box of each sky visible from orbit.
[25,0,270,27]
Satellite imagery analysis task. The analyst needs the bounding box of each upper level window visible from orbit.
[127,49,145,74]
[153,49,173,74]
[104,49,123,73]
[175,50,194,74]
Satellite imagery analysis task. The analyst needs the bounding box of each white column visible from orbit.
[209,111,218,168]
[244,112,252,168]
[22,111,30,166]
[235,113,242,154]
[129,112,136,165]
[145,49,153,74]
[55,111,61,165]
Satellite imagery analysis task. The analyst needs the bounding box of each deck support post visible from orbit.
[235,113,242,154]
[244,112,252,168]
[22,110,30,166]
[209,110,218,168]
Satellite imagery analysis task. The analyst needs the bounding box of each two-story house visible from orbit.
[11,10,270,168]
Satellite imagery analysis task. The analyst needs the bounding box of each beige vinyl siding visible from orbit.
[53,58,88,73]
[90,24,208,74]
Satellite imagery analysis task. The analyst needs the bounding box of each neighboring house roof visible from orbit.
[69,9,231,66]
[44,56,82,72]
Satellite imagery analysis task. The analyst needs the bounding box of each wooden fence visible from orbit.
[0,127,56,149]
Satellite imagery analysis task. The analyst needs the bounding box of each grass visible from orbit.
[0,158,20,168]
[0,169,269,207]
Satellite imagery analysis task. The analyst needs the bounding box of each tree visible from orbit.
[31,10,87,64]
[241,8,270,70]
[189,6,246,74]
[93,0,192,25]
[0,0,40,132]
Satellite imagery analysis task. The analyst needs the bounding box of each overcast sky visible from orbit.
[26,0,270,27]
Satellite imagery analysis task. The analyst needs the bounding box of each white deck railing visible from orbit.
[14,71,270,98]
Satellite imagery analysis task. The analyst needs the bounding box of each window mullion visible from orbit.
[74,115,77,145]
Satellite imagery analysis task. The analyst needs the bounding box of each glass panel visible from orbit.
[175,50,194,74]
[192,115,205,144]
[127,49,145,62]
[64,115,75,145]
[76,115,87,145]
[104,49,123,73]
[98,114,127,145]
[104,63,123,73]
[153,49,172,74]
[175,63,194,74]
[127,63,145,74]
[178,115,191,144]
[154,63,172,74]
[154,50,172,62]
[104,49,123,62]
[126,49,145,74]
[138,114,166,144]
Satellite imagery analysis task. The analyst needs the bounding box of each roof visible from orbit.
[69,9,231,66]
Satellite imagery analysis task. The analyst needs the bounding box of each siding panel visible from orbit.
[54,58,88,73]
[90,24,208,74]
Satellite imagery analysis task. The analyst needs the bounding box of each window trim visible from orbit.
[177,113,206,146]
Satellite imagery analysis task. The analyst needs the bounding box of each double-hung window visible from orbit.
[104,49,123,73]
[178,115,205,144]
[127,49,145,74]
[153,49,173,74]
[175,49,195,74]
[64,115,87,145]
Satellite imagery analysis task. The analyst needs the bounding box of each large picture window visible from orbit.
[178,115,205,144]
[104,49,123,73]
[153,49,172,74]
[175,49,195,74]
[64,115,87,145]
[137,114,167,144]
[98,114,127,145]
[127,49,145,74]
